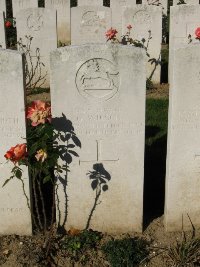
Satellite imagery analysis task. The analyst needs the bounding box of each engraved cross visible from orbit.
[79,140,119,165]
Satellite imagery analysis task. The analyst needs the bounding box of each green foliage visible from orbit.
[102,237,149,267]
[146,98,168,146]
[61,230,102,260]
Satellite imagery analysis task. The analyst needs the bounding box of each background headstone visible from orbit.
[77,0,103,6]
[165,44,200,231]
[173,0,199,5]
[71,6,111,45]
[0,0,6,14]
[0,11,6,48]
[12,0,38,18]
[16,8,57,88]
[45,0,70,45]
[0,49,32,235]
[50,44,146,233]
[169,4,200,83]
[122,5,162,83]
[110,0,136,38]
[143,0,168,15]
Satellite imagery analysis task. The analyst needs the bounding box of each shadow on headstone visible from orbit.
[53,114,81,234]
[86,163,111,230]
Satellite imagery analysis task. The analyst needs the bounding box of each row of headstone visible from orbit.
[11,3,162,86]
[1,2,200,235]
[2,39,200,235]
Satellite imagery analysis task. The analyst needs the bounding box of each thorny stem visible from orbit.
[32,169,43,230]
[18,176,37,229]
[37,171,47,232]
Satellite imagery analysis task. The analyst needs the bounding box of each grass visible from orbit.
[146,98,169,146]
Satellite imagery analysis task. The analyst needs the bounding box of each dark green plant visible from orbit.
[146,77,154,90]
[61,229,102,261]
[102,237,149,267]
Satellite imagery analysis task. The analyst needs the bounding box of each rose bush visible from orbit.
[4,100,80,233]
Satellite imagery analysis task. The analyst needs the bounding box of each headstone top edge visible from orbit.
[0,48,24,56]
[123,4,163,11]
[50,43,146,56]
[170,4,200,12]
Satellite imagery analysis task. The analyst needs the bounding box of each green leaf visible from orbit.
[43,175,51,184]
[15,169,22,179]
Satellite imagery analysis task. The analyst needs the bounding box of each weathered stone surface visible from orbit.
[16,8,57,88]
[110,0,136,38]
[0,11,6,48]
[165,44,200,231]
[169,4,200,83]
[122,5,162,83]
[12,0,38,18]
[45,0,70,45]
[0,0,6,14]
[173,0,199,5]
[71,6,111,45]
[50,44,146,233]
[0,49,32,235]
[77,0,103,6]
[143,0,168,15]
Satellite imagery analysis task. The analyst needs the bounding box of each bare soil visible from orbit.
[0,216,199,267]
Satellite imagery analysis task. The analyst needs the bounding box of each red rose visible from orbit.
[4,144,27,164]
[105,28,118,41]
[5,21,12,28]
[195,27,200,39]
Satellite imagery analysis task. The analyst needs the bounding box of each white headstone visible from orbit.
[110,0,136,38]
[143,0,168,15]
[0,0,6,14]
[169,5,200,83]
[16,8,57,88]
[165,44,200,231]
[122,5,162,83]
[0,11,6,49]
[12,0,38,18]
[173,0,199,5]
[50,44,146,233]
[45,0,70,45]
[78,0,103,6]
[0,49,32,235]
[71,6,111,45]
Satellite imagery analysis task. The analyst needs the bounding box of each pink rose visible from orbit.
[26,100,51,126]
